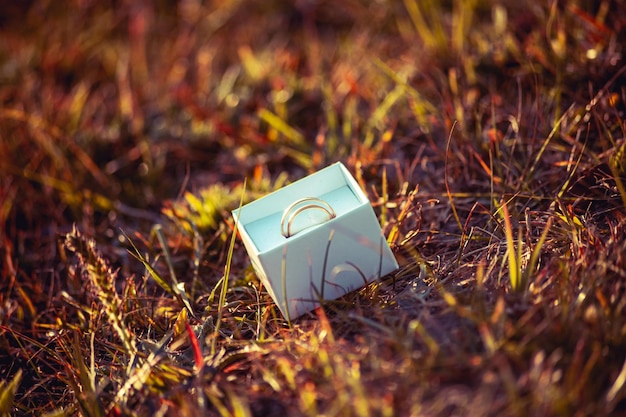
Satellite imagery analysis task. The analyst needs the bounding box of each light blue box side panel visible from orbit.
[259,204,398,318]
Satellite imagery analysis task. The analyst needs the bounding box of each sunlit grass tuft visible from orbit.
[64,226,137,362]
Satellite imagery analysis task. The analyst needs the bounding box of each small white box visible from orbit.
[232,162,398,319]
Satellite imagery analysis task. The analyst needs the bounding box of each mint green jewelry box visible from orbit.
[232,162,398,319]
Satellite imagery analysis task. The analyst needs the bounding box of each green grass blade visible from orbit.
[0,369,22,416]
[497,200,521,292]
[212,179,247,355]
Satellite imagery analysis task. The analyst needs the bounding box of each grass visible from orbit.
[1,0,625,415]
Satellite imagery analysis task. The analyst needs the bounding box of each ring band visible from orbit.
[280,197,337,238]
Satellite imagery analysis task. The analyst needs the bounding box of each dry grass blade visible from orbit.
[281,245,291,326]
[123,228,195,318]
[112,330,173,407]
[444,122,463,233]
[152,224,196,318]
[64,333,104,417]
[523,215,553,288]
[64,226,137,364]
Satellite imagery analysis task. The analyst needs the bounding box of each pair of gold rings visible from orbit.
[280,197,337,238]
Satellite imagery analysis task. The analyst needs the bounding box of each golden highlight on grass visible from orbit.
[496,200,522,292]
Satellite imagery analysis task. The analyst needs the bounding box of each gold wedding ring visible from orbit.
[280,197,337,238]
